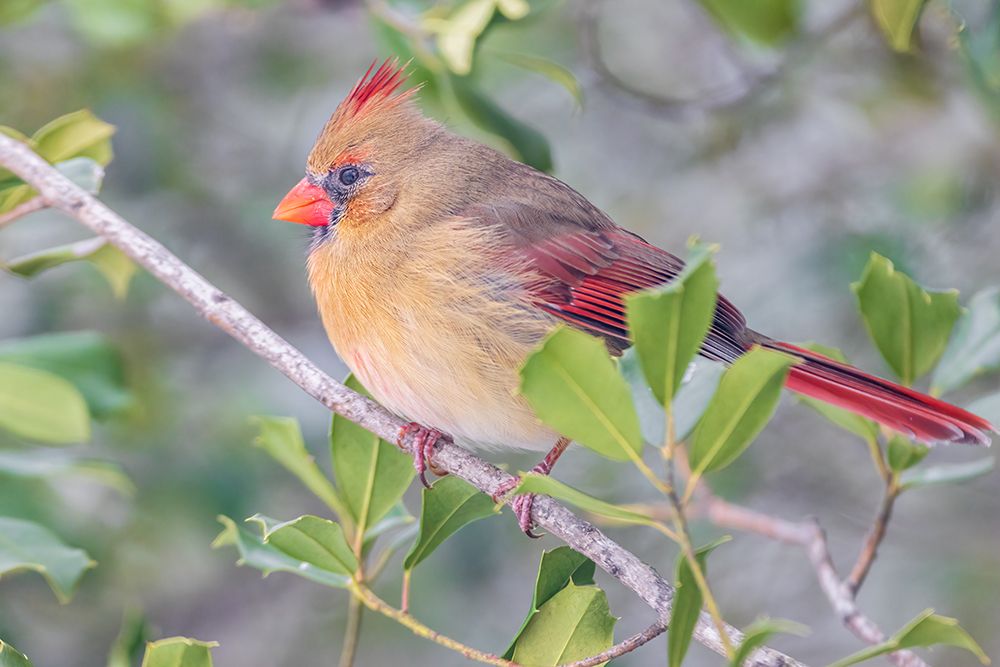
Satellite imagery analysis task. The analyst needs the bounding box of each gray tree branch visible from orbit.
[0,132,807,667]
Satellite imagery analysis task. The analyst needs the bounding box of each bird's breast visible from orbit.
[307,218,560,451]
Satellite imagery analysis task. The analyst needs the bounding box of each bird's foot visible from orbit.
[396,422,450,488]
[491,477,542,539]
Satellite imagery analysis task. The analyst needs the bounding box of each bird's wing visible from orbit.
[463,195,753,361]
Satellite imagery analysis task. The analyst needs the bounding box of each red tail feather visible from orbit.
[767,342,995,446]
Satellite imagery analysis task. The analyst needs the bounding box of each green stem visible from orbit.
[349,582,515,667]
[338,594,364,667]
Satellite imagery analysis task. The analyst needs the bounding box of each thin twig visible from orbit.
[0,132,806,667]
[845,479,899,595]
[705,495,928,667]
[0,195,45,228]
[559,622,666,667]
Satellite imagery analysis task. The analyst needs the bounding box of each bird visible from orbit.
[274,60,994,536]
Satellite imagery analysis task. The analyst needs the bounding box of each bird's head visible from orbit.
[273,59,439,231]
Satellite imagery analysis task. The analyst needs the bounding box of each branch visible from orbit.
[703,495,928,667]
[845,481,899,595]
[0,133,807,667]
[0,195,45,229]
[561,622,666,667]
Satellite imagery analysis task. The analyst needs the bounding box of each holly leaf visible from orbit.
[212,516,351,588]
[729,618,809,667]
[511,581,616,665]
[828,609,989,667]
[0,640,32,667]
[140,637,217,667]
[0,362,90,445]
[0,516,95,603]
[870,0,929,53]
[852,253,961,386]
[688,348,795,474]
[670,537,731,667]
[403,476,497,571]
[932,287,1000,394]
[247,514,357,579]
[0,331,132,420]
[503,547,596,659]
[331,375,415,531]
[626,245,717,408]
[520,327,643,462]
[250,416,346,519]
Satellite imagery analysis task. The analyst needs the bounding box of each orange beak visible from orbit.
[273,178,334,227]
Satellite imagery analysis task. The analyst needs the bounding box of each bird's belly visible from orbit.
[343,332,558,452]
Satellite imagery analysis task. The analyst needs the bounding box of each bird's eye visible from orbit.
[339,166,360,186]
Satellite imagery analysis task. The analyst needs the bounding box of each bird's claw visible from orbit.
[491,477,542,539]
[397,422,449,488]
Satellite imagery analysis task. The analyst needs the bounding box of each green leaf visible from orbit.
[331,375,415,530]
[932,287,1000,394]
[4,238,137,299]
[362,502,416,553]
[512,473,665,529]
[670,536,731,667]
[0,362,90,444]
[0,332,132,420]
[828,609,989,667]
[503,547,596,659]
[428,0,497,75]
[54,156,106,194]
[0,516,95,603]
[869,0,929,53]
[697,0,800,45]
[0,640,32,667]
[403,476,497,571]
[900,457,994,490]
[520,327,643,462]
[887,435,929,472]
[250,416,346,519]
[511,581,616,665]
[626,245,718,408]
[729,618,809,667]
[496,52,583,107]
[107,608,149,667]
[852,253,961,386]
[0,157,106,216]
[248,514,357,577]
[88,244,137,299]
[32,109,115,166]
[140,637,217,667]
[0,450,133,495]
[689,348,795,474]
[450,75,552,172]
[619,351,724,446]
[212,515,351,588]
[794,343,880,442]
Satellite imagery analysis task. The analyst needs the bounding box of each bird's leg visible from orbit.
[397,422,450,488]
[492,437,571,538]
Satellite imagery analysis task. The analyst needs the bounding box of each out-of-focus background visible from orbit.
[1,0,998,665]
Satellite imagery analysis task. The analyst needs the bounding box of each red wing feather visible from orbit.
[518,228,751,361]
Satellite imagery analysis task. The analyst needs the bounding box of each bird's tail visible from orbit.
[762,340,995,446]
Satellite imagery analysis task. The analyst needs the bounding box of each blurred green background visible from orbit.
[1,0,998,665]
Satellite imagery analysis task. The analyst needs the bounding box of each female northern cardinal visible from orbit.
[274,61,993,534]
